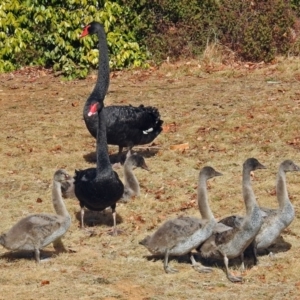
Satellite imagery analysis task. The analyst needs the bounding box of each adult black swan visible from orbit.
[82,23,163,159]
[74,21,124,235]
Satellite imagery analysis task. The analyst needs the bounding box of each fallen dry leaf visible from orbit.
[50,145,62,152]
[41,280,50,286]
[162,122,177,133]
[170,142,189,151]
[36,198,43,203]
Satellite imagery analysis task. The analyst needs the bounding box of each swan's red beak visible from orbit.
[88,103,99,116]
[80,25,90,38]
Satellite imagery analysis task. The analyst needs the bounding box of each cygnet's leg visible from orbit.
[240,252,245,272]
[34,248,41,263]
[53,238,68,253]
[189,253,213,273]
[224,255,243,283]
[164,249,178,274]
[252,241,259,265]
[246,240,259,266]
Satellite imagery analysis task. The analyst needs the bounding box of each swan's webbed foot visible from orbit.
[224,255,243,283]
[164,265,178,274]
[40,256,52,263]
[193,264,213,273]
[107,227,123,236]
[83,228,97,237]
[227,273,243,283]
[190,253,213,273]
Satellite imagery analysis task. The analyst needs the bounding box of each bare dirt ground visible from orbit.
[1,58,300,299]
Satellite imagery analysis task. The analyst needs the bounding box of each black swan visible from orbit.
[74,21,124,235]
[139,166,227,273]
[81,22,163,159]
[0,169,71,262]
[61,151,149,202]
[198,158,266,282]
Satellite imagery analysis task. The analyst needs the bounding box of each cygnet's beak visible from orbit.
[65,173,71,180]
[142,163,149,171]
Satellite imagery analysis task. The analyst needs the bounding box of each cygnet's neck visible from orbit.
[242,167,257,214]
[52,180,70,218]
[276,168,289,210]
[124,162,140,195]
[197,175,214,220]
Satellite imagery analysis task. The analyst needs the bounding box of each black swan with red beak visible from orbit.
[74,22,124,235]
[81,23,163,159]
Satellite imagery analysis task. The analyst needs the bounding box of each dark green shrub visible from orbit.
[146,0,219,62]
[291,0,300,16]
[217,0,295,62]
[116,0,220,63]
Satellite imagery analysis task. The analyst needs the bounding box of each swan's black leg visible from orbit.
[108,204,122,236]
[80,204,85,228]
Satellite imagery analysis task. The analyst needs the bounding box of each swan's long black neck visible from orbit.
[83,23,112,176]
[96,107,111,177]
[86,24,110,107]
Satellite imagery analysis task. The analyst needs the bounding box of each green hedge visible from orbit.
[0,0,148,78]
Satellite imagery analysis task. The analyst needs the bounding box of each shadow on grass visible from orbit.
[83,148,159,165]
[74,209,123,228]
[256,235,292,256]
[142,234,292,273]
[0,249,59,262]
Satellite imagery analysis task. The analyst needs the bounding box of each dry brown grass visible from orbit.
[1,58,300,299]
